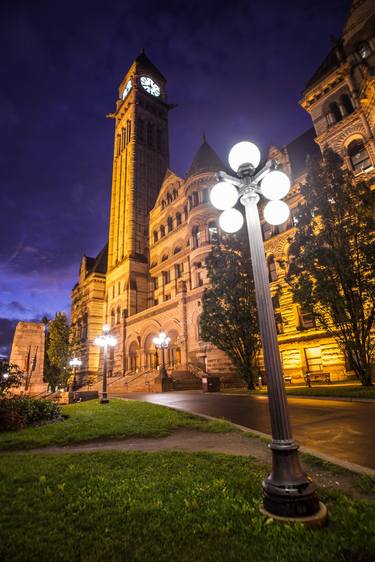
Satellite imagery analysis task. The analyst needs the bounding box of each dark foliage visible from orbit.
[286,149,375,386]
[0,397,61,432]
[200,231,260,389]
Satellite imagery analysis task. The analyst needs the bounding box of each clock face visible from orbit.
[121,79,132,100]
[140,75,160,97]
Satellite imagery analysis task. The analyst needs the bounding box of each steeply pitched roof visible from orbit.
[286,128,321,179]
[186,139,225,179]
[304,47,340,92]
[135,50,166,82]
[86,244,108,276]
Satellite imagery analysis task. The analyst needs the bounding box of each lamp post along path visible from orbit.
[153,331,171,380]
[211,141,326,523]
[95,324,116,404]
[69,357,82,391]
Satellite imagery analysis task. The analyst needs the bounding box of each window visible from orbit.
[192,225,200,249]
[154,298,159,306]
[192,191,199,206]
[262,222,272,240]
[161,254,168,262]
[208,221,218,243]
[126,120,131,143]
[160,225,165,237]
[173,189,178,200]
[348,139,371,172]
[153,230,158,243]
[175,263,182,279]
[111,309,115,327]
[275,312,284,335]
[203,189,209,203]
[167,192,172,204]
[304,347,323,373]
[118,282,121,296]
[116,306,121,324]
[329,101,342,123]
[176,212,181,226]
[153,277,158,290]
[184,205,188,220]
[121,127,127,150]
[267,255,277,282]
[196,272,203,287]
[167,216,173,232]
[272,294,280,309]
[173,246,181,254]
[357,41,371,60]
[340,94,354,115]
[164,294,171,301]
[298,307,315,329]
[162,271,170,285]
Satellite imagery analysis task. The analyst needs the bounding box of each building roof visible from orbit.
[304,47,340,92]
[186,138,225,179]
[285,128,321,179]
[86,244,108,275]
[135,49,166,82]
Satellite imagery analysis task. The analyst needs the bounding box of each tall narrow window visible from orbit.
[298,307,315,329]
[267,255,277,282]
[176,212,181,226]
[175,263,182,279]
[208,221,218,243]
[126,120,131,143]
[340,94,354,115]
[192,225,200,249]
[348,139,371,172]
[192,191,199,206]
[162,271,170,285]
[153,230,158,243]
[329,102,342,123]
[167,216,173,232]
[160,225,165,237]
[111,309,115,327]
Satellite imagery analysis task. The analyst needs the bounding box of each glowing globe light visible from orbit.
[261,170,291,200]
[228,141,261,172]
[264,200,290,226]
[210,181,238,210]
[219,208,244,233]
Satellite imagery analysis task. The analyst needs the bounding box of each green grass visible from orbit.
[0,399,233,450]
[0,451,374,562]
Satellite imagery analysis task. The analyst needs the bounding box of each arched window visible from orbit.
[150,260,157,268]
[167,216,173,232]
[184,206,188,220]
[173,189,178,200]
[340,94,354,115]
[116,306,121,324]
[161,254,168,262]
[161,200,165,210]
[176,212,181,226]
[160,225,165,238]
[111,309,115,327]
[192,225,200,249]
[208,221,218,243]
[167,192,172,204]
[348,139,371,172]
[267,255,277,282]
[329,102,342,123]
[173,246,181,254]
[153,230,158,243]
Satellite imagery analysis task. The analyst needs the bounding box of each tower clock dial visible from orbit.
[121,79,132,100]
[140,75,160,97]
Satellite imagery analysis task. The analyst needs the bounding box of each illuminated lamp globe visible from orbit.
[219,208,244,233]
[264,200,290,226]
[261,170,291,200]
[210,181,238,210]
[228,141,261,172]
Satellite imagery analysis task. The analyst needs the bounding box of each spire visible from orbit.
[186,138,225,179]
[134,49,166,81]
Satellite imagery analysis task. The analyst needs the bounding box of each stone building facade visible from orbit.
[71,0,375,388]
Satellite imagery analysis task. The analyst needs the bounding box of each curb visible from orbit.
[222,392,375,404]
[117,396,375,477]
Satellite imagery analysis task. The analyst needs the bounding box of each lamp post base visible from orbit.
[262,441,321,518]
[260,501,327,528]
[100,397,109,404]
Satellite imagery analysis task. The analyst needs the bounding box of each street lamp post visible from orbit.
[210,140,326,522]
[94,324,117,404]
[153,331,171,379]
[68,357,82,391]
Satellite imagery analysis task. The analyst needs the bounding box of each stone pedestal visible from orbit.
[9,322,48,395]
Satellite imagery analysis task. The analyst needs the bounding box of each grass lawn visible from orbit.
[0,399,233,451]
[224,384,375,399]
[0,451,374,562]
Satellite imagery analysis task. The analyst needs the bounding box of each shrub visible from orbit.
[0,397,61,432]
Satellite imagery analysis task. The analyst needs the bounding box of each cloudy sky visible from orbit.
[0,0,351,355]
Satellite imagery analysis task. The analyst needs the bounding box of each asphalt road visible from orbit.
[113,391,375,470]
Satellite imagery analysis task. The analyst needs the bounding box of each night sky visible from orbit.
[0,0,352,355]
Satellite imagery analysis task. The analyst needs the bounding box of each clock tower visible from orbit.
[106,51,172,325]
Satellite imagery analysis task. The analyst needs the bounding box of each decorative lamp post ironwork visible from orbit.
[210,140,326,522]
[153,331,171,379]
[69,357,82,391]
[94,324,116,404]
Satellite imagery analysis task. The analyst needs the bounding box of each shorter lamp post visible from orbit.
[210,140,326,522]
[153,331,171,379]
[94,324,116,404]
[69,358,82,391]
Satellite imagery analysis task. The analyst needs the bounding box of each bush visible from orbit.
[0,397,61,432]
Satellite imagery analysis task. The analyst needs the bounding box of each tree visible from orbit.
[286,148,375,386]
[200,230,261,389]
[45,313,70,388]
[0,362,24,397]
